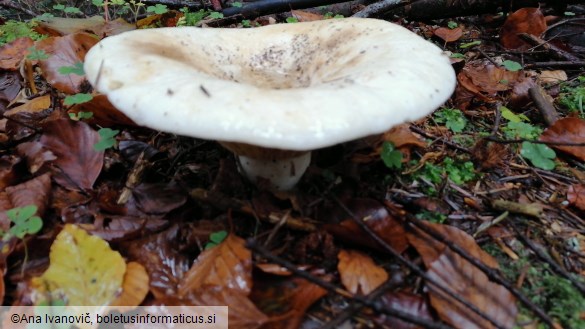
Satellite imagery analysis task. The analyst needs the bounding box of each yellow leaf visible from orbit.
[31,224,126,305]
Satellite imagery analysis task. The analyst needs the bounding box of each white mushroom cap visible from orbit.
[84,18,456,152]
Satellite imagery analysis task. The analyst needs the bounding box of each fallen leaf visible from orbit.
[375,292,434,329]
[567,184,585,211]
[35,33,98,94]
[0,155,21,189]
[407,222,517,329]
[539,70,567,84]
[5,173,51,217]
[109,262,149,306]
[0,71,23,113]
[338,249,388,295]
[68,94,136,126]
[501,8,547,49]
[36,16,134,37]
[434,27,463,43]
[0,37,33,70]
[39,118,103,190]
[540,117,585,161]
[16,141,57,174]
[178,234,252,297]
[291,10,324,22]
[383,124,427,149]
[31,224,126,305]
[132,182,187,215]
[4,94,51,117]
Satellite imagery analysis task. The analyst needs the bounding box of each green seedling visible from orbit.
[460,40,481,48]
[64,93,93,106]
[69,111,94,121]
[0,20,45,45]
[94,128,119,151]
[58,62,85,76]
[450,53,465,59]
[286,17,299,23]
[146,4,168,14]
[241,19,251,27]
[381,141,403,169]
[4,205,43,240]
[208,12,224,19]
[26,47,50,60]
[416,210,447,223]
[434,108,467,133]
[447,21,458,29]
[177,9,209,26]
[205,230,228,250]
[500,106,529,123]
[53,4,83,15]
[232,2,243,7]
[558,76,585,117]
[502,60,522,72]
[324,12,344,19]
[414,157,476,186]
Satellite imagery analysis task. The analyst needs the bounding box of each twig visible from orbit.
[0,0,37,17]
[491,199,544,218]
[529,86,559,126]
[222,0,356,18]
[352,0,402,18]
[410,125,471,153]
[525,61,585,69]
[518,33,580,62]
[246,239,454,329]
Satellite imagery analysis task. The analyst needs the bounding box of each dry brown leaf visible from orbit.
[291,10,324,22]
[338,249,388,295]
[109,262,150,306]
[0,37,33,70]
[0,71,23,112]
[0,155,21,189]
[434,27,463,43]
[35,33,98,94]
[5,173,51,217]
[4,95,51,117]
[539,70,567,84]
[36,16,134,37]
[540,117,585,161]
[178,234,252,297]
[39,118,103,190]
[407,222,517,329]
[383,124,427,149]
[567,184,585,211]
[501,8,547,49]
[16,141,57,174]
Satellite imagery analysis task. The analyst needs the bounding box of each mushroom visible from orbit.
[84,18,456,190]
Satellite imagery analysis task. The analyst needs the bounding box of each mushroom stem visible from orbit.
[237,152,311,190]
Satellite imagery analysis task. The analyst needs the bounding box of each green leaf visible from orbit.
[69,111,94,121]
[63,7,82,14]
[94,128,119,151]
[6,205,43,239]
[208,11,224,19]
[58,62,85,76]
[521,142,556,170]
[241,19,251,27]
[286,17,299,23]
[501,106,529,123]
[504,122,542,140]
[232,2,243,7]
[53,4,65,10]
[502,60,522,72]
[564,12,575,16]
[381,141,403,169]
[64,93,93,106]
[434,108,467,132]
[92,0,104,6]
[26,47,49,60]
[459,40,481,48]
[450,53,465,59]
[146,4,168,14]
[205,230,228,249]
[447,21,458,29]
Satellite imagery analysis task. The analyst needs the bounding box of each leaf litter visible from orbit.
[0,2,584,329]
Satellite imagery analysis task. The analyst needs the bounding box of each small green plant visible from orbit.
[324,12,344,19]
[53,4,83,16]
[26,47,50,60]
[69,111,94,121]
[500,106,529,123]
[459,40,481,48]
[94,128,119,151]
[241,19,251,27]
[502,60,522,72]
[520,142,556,170]
[416,210,447,223]
[208,11,224,19]
[205,230,228,249]
[286,17,299,23]
[447,21,458,29]
[558,76,585,117]
[64,93,93,106]
[58,62,85,76]
[450,53,465,59]
[177,9,209,26]
[146,4,168,15]
[501,113,556,170]
[414,157,476,186]
[434,108,467,133]
[2,205,43,241]
[380,141,403,169]
[232,1,243,7]
[0,20,45,46]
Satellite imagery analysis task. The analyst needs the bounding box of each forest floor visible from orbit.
[0,1,584,328]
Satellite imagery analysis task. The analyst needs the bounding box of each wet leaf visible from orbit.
[109,262,149,306]
[338,249,388,295]
[132,182,187,215]
[36,16,134,37]
[407,222,517,329]
[39,119,103,190]
[501,8,547,49]
[567,184,585,211]
[434,27,463,42]
[178,234,252,297]
[31,224,126,305]
[375,292,434,329]
[35,33,98,94]
[540,117,585,161]
[0,37,33,70]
